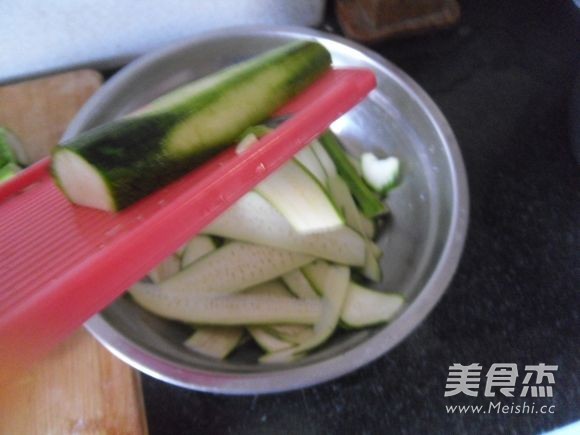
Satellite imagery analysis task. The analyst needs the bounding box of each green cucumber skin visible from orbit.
[53,42,331,210]
[0,127,19,168]
[53,114,189,210]
[319,131,386,218]
[0,162,20,182]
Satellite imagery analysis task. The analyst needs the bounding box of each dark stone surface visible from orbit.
[140,1,580,433]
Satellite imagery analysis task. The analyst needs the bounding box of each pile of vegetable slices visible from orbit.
[130,128,404,363]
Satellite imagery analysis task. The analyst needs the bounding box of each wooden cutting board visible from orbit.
[0,71,148,435]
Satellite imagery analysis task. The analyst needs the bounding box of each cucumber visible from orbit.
[228,280,317,347]
[254,159,342,233]
[281,269,318,299]
[148,235,216,281]
[360,153,401,194]
[341,283,404,328]
[310,139,337,178]
[181,235,216,268]
[327,174,374,237]
[294,146,327,186]
[242,280,292,298]
[347,153,362,175]
[260,261,350,363]
[360,240,383,283]
[159,241,313,296]
[247,327,294,353]
[204,192,365,266]
[234,132,259,154]
[237,124,273,142]
[319,131,386,218]
[358,213,376,239]
[183,326,244,359]
[0,127,26,167]
[235,125,272,155]
[265,324,314,345]
[130,282,322,325]
[0,129,15,168]
[148,254,181,283]
[0,163,21,183]
[368,240,382,258]
[235,125,327,186]
[52,41,331,211]
[0,127,22,183]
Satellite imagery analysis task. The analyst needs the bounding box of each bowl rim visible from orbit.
[74,25,470,394]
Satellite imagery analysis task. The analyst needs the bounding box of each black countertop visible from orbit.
[140,1,580,433]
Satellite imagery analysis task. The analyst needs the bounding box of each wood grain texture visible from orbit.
[0,70,102,164]
[0,331,148,435]
[0,70,148,435]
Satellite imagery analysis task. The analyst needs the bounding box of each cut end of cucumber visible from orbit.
[52,148,115,211]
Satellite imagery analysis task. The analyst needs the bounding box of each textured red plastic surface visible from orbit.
[0,68,376,376]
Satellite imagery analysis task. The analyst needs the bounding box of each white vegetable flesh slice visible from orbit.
[242,280,292,297]
[148,254,181,283]
[281,269,318,299]
[327,175,370,237]
[310,139,337,178]
[254,159,342,234]
[52,149,114,211]
[294,146,327,185]
[235,133,259,154]
[358,214,376,239]
[360,240,382,283]
[260,261,350,363]
[161,241,313,296]
[204,192,365,266]
[247,327,294,352]
[248,280,315,345]
[368,240,382,258]
[184,326,244,359]
[235,131,327,185]
[341,283,404,328]
[131,282,322,325]
[181,235,216,268]
[265,324,314,344]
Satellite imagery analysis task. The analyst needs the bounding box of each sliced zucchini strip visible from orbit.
[341,283,404,328]
[184,326,244,359]
[161,241,313,296]
[148,254,181,283]
[247,327,294,353]
[281,269,319,299]
[204,192,365,266]
[181,235,217,268]
[255,159,343,234]
[260,262,350,363]
[131,282,322,325]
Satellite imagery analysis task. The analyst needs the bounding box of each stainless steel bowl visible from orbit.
[65,26,469,394]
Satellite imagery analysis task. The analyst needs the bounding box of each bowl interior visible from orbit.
[72,28,467,392]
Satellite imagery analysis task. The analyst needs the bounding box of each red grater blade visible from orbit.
[0,68,376,379]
